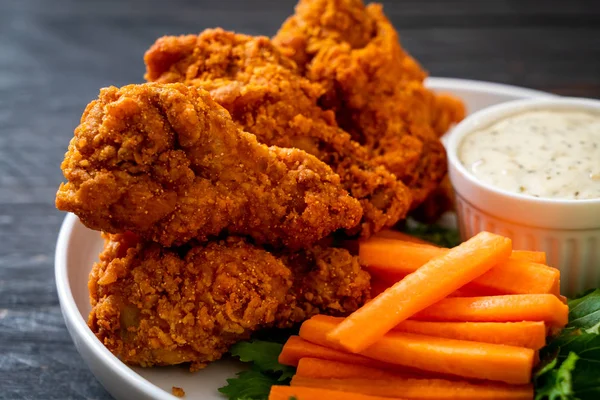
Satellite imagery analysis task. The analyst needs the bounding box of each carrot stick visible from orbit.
[302,316,534,384]
[373,230,436,245]
[360,239,446,277]
[296,358,411,380]
[394,320,546,350]
[413,294,569,327]
[299,316,447,378]
[373,279,481,298]
[311,315,546,350]
[330,232,512,353]
[280,336,371,367]
[372,234,545,265]
[362,239,559,295]
[511,250,546,264]
[290,377,534,400]
[279,336,394,370]
[462,259,560,296]
[269,386,398,400]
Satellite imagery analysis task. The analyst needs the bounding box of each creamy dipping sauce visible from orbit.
[459,109,600,200]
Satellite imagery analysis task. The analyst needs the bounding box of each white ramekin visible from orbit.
[447,98,600,296]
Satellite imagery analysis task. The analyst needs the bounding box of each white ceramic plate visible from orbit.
[55,78,555,400]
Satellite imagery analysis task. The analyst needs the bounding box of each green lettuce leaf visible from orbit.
[534,352,578,400]
[537,290,600,400]
[568,289,600,330]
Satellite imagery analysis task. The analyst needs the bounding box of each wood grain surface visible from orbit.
[0,0,598,398]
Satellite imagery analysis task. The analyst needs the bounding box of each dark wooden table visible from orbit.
[1,0,598,398]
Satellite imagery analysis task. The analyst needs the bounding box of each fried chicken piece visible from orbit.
[275,242,370,324]
[431,94,467,139]
[412,175,456,223]
[144,29,412,237]
[88,233,370,370]
[56,83,362,248]
[274,0,465,207]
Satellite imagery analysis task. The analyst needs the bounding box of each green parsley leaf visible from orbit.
[219,340,296,400]
[230,341,291,376]
[218,370,278,400]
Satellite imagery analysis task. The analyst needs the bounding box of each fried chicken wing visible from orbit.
[56,83,362,249]
[274,0,465,207]
[88,233,370,370]
[144,29,412,237]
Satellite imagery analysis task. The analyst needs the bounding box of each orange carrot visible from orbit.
[413,294,569,327]
[370,333,535,384]
[330,232,512,353]
[373,279,481,299]
[269,386,397,400]
[290,377,534,400]
[279,336,367,367]
[372,234,544,263]
[362,239,558,295]
[279,336,393,370]
[511,250,546,264]
[296,358,411,380]
[450,287,489,297]
[302,316,534,384]
[462,259,560,296]
[312,315,546,350]
[360,239,446,277]
[362,238,545,269]
[374,230,436,245]
[394,320,546,350]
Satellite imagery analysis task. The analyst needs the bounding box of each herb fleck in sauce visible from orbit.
[459,109,600,200]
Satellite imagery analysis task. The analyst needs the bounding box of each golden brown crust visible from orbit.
[144,29,412,237]
[56,82,362,248]
[412,175,456,223]
[145,29,298,84]
[273,0,465,208]
[276,245,371,325]
[88,233,370,369]
[89,234,292,370]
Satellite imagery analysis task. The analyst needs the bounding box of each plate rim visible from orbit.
[55,213,172,399]
[54,77,554,400]
[425,76,556,98]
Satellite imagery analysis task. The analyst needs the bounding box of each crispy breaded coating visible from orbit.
[274,0,465,207]
[144,29,412,237]
[144,29,297,84]
[88,233,370,369]
[56,83,362,248]
[276,244,370,324]
[88,233,292,370]
[412,175,457,223]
